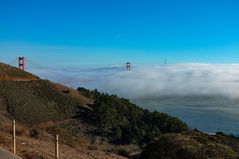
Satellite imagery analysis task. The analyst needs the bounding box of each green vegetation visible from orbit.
[78,88,239,158]
[0,80,82,124]
[141,131,239,159]
[77,87,188,145]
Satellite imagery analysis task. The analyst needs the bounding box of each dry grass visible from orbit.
[0,122,127,159]
[53,82,94,107]
[0,62,39,81]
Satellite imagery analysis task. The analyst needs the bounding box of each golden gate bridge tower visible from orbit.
[18,57,25,71]
[126,62,131,70]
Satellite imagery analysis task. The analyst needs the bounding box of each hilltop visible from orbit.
[0,62,39,81]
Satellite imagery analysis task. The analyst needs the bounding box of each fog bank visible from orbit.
[30,63,239,99]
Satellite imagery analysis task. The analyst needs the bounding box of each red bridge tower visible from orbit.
[19,57,25,71]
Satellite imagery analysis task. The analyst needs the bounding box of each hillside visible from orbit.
[0,63,126,158]
[0,80,87,124]
[0,62,39,81]
[1,62,239,159]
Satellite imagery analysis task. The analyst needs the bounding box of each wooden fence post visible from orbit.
[55,134,59,159]
[12,120,16,154]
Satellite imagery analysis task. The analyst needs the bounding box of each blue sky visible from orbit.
[1,0,239,65]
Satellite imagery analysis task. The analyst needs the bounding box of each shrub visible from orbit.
[141,133,238,159]
[117,148,130,157]
[0,134,6,144]
[116,144,140,157]
[30,129,39,139]
[16,128,27,136]
[22,151,46,159]
[62,89,70,94]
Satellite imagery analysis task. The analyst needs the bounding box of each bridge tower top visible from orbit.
[126,62,131,70]
[19,57,25,71]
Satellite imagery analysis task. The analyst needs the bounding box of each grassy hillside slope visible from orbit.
[0,80,85,124]
[0,62,39,80]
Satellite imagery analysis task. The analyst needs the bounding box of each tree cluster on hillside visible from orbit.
[141,131,239,159]
[77,87,188,145]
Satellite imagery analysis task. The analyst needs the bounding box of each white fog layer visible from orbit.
[30,63,239,98]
